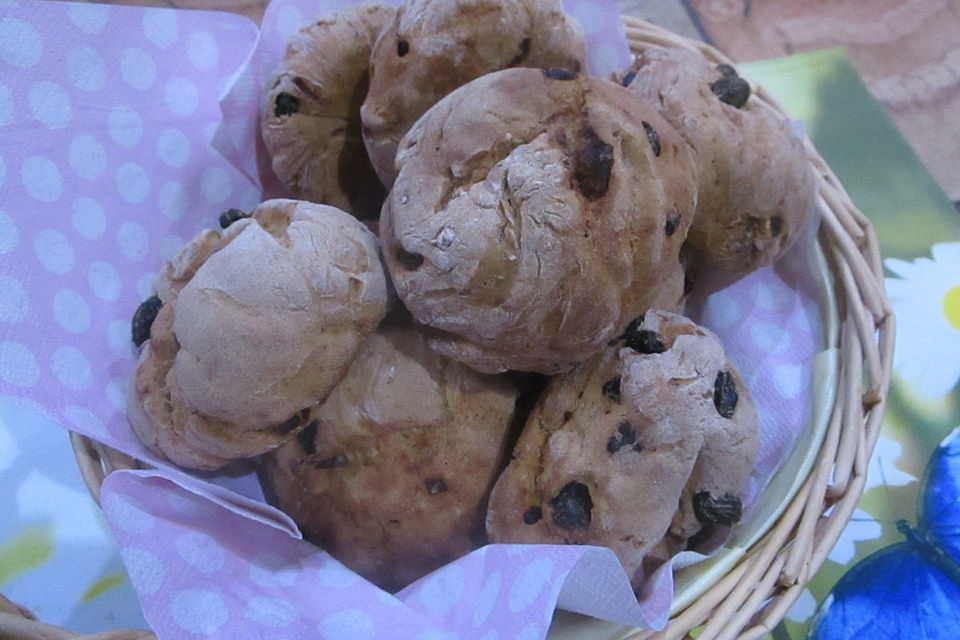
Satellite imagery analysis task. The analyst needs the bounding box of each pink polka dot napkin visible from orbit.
[0,0,824,638]
[0,0,262,465]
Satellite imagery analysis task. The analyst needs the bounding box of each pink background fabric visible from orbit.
[0,0,821,637]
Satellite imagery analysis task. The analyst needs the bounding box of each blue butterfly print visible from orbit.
[808,427,960,639]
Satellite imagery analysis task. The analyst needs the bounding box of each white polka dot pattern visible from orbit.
[67,46,107,92]
[116,164,150,205]
[0,212,19,254]
[171,589,229,634]
[67,3,109,34]
[201,167,232,202]
[157,129,190,168]
[0,341,39,388]
[29,81,72,129]
[0,18,42,68]
[53,289,91,333]
[249,552,298,588]
[0,85,14,126]
[689,229,824,510]
[119,48,157,91]
[175,531,225,573]
[108,106,144,148]
[71,197,107,240]
[142,9,178,49]
[107,320,131,357]
[33,229,74,274]
[120,547,165,596]
[187,31,219,71]
[0,276,29,324]
[89,261,123,301]
[316,558,360,589]
[69,135,107,180]
[63,405,109,440]
[21,156,63,203]
[106,376,127,413]
[508,558,554,612]
[514,624,542,640]
[418,565,464,617]
[472,571,501,628]
[244,595,297,626]
[115,222,149,261]
[135,273,155,301]
[318,609,376,640]
[102,492,156,534]
[164,78,199,117]
[51,345,93,389]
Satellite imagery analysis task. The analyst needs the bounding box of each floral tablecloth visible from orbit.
[742,48,960,638]
[1,3,958,638]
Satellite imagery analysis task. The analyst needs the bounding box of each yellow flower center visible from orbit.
[944,285,960,331]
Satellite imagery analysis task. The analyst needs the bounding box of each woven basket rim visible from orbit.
[66,14,895,640]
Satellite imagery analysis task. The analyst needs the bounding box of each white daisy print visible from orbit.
[865,437,917,492]
[885,242,960,398]
[785,588,817,624]
[827,508,881,565]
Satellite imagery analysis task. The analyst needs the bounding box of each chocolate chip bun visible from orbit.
[127,200,389,470]
[486,310,759,589]
[360,0,586,187]
[258,324,519,590]
[261,4,395,218]
[622,47,816,276]
[380,68,697,374]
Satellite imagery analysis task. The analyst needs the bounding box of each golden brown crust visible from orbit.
[127,200,389,470]
[258,324,519,590]
[486,311,759,590]
[380,68,696,374]
[360,0,586,187]
[623,47,816,276]
[261,4,395,218]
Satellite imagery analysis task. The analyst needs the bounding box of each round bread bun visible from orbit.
[261,4,395,218]
[486,310,759,590]
[259,323,520,590]
[127,200,389,469]
[622,47,816,276]
[381,67,697,374]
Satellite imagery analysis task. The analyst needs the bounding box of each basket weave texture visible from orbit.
[53,15,896,640]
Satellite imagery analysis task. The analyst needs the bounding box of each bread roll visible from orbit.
[622,47,815,276]
[128,200,388,469]
[261,4,395,218]
[381,68,697,374]
[259,323,519,590]
[486,311,759,589]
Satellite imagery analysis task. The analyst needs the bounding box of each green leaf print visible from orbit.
[81,572,127,603]
[0,526,54,586]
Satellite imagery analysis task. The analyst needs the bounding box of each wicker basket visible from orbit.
[44,14,894,640]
